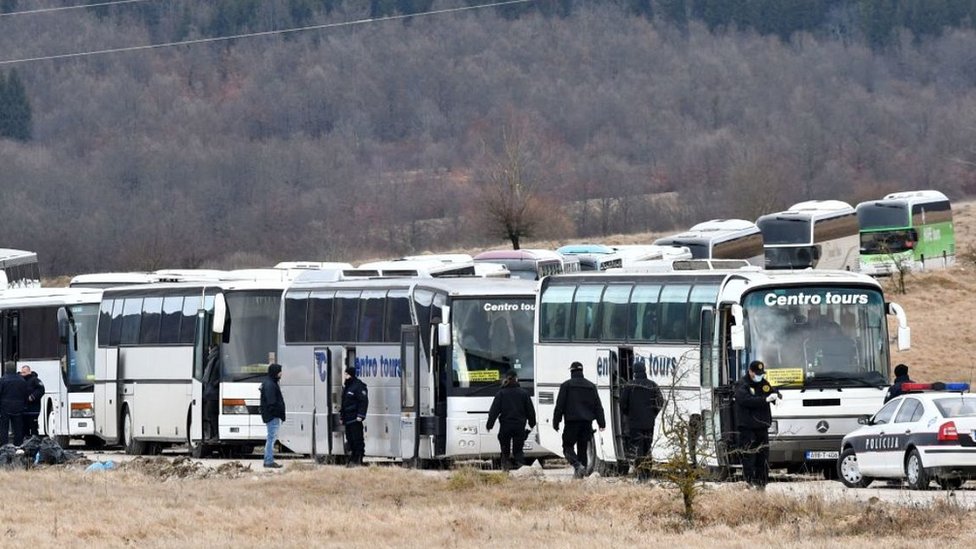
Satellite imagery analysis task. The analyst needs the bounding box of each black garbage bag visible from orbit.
[0,443,27,470]
[38,438,68,465]
[21,435,43,459]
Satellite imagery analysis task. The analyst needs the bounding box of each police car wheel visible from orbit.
[905,449,931,490]
[838,448,872,488]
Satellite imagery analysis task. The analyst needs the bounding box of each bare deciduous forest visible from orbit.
[2,0,976,275]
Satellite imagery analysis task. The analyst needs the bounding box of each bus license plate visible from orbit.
[805,451,838,461]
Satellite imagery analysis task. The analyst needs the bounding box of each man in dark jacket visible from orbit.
[884,363,912,404]
[259,363,286,468]
[486,371,537,470]
[0,366,30,446]
[734,360,780,489]
[620,362,663,481]
[553,361,606,479]
[20,365,44,438]
[340,366,368,467]
[202,344,221,440]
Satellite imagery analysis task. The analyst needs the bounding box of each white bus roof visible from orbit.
[612,258,754,273]
[70,272,158,288]
[101,279,290,296]
[352,259,476,278]
[273,261,353,270]
[399,254,474,263]
[612,245,693,263]
[787,200,855,214]
[881,190,949,202]
[0,248,37,263]
[287,275,537,297]
[689,219,760,232]
[0,286,103,307]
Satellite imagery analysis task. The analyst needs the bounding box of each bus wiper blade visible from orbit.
[806,375,883,388]
[229,373,267,382]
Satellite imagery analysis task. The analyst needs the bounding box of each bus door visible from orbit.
[607,347,633,462]
[1,310,18,374]
[400,326,420,463]
[311,347,334,459]
[189,295,223,445]
[709,305,741,466]
[56,307,75,438]
[331,346,356,459]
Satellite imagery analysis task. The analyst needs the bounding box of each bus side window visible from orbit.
[629,285,661,343]
[659,285,691,342]
[284,292,310,344]
[539,285,574,341]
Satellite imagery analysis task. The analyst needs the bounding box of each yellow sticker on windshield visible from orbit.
[465,370,500,382]
[766,368,804,386]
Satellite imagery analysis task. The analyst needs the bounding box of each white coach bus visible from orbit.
[93,279,284,456]
[654,219,764,266]
[756,200,859,271]
[0,249,41,289]
[534,265,910,477]
[277,274,548,466]
[0,287,103,446]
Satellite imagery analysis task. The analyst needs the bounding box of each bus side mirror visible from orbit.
[886,302,911,351]
[897,326,911,352]
[730,304,745,351]
[57,307,70,345]
[437,323,451,347]
[212,293,227,334]
[858,416,871,425]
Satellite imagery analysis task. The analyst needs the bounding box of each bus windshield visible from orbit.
[67,303,99,388]
[451,298,535,390]
[221,292,281,381]
[857,203,909,229]
[681,243,709,259]
[860,229,917,254]
[758,217,811,245]
[743,287,889,388]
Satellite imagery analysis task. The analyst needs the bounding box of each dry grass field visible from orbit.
[1,465,974,548]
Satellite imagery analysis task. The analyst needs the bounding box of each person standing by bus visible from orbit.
[341,366,369,467]
[734,360,779,489]
[20,365,44,438]
[259,363,286,469]
[0,364,29,446]
[486,371,536,470]
[620,362,663,481]
[553,361,606,479]
[884,364,912,404]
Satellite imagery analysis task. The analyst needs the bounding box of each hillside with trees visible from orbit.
[2,0,976,275]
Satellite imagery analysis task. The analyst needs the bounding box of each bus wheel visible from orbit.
[122,408,146,456]
[46,407,71,448]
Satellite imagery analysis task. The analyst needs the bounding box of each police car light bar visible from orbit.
[901,382,970,392]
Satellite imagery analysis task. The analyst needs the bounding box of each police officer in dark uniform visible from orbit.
[553,361,606,479]
[20,365,44,438]
[620,362,663,481]
[0,364,29,446]
[884,363,912,404]
[340,366,369,467]
[734,360,780,489]
[486,371,536,470]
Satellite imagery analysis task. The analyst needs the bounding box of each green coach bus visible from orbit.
[856,190,954,276]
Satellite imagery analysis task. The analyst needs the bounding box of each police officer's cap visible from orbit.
[569,361,583,371]
[748,360,765,373]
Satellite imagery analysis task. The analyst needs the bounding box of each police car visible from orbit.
[837,383,976,490]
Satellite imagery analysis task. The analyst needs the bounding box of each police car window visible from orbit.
[873,400,900,425]
[894,398,920,423]
[934,397,976,418]
[910,402,925,423]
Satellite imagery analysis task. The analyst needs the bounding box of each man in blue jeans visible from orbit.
[260,363,286,468]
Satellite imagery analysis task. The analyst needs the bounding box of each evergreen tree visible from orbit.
[0,70,32,142]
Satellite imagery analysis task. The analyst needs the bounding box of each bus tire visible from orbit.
[122,408,146,456]
[187,415,208,459]
[84,436,105,450]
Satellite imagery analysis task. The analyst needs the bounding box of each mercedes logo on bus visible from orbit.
[816,420,830,434]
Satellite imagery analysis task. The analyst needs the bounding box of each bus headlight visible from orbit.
[222,399,248,415]
[70,403,94,418]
